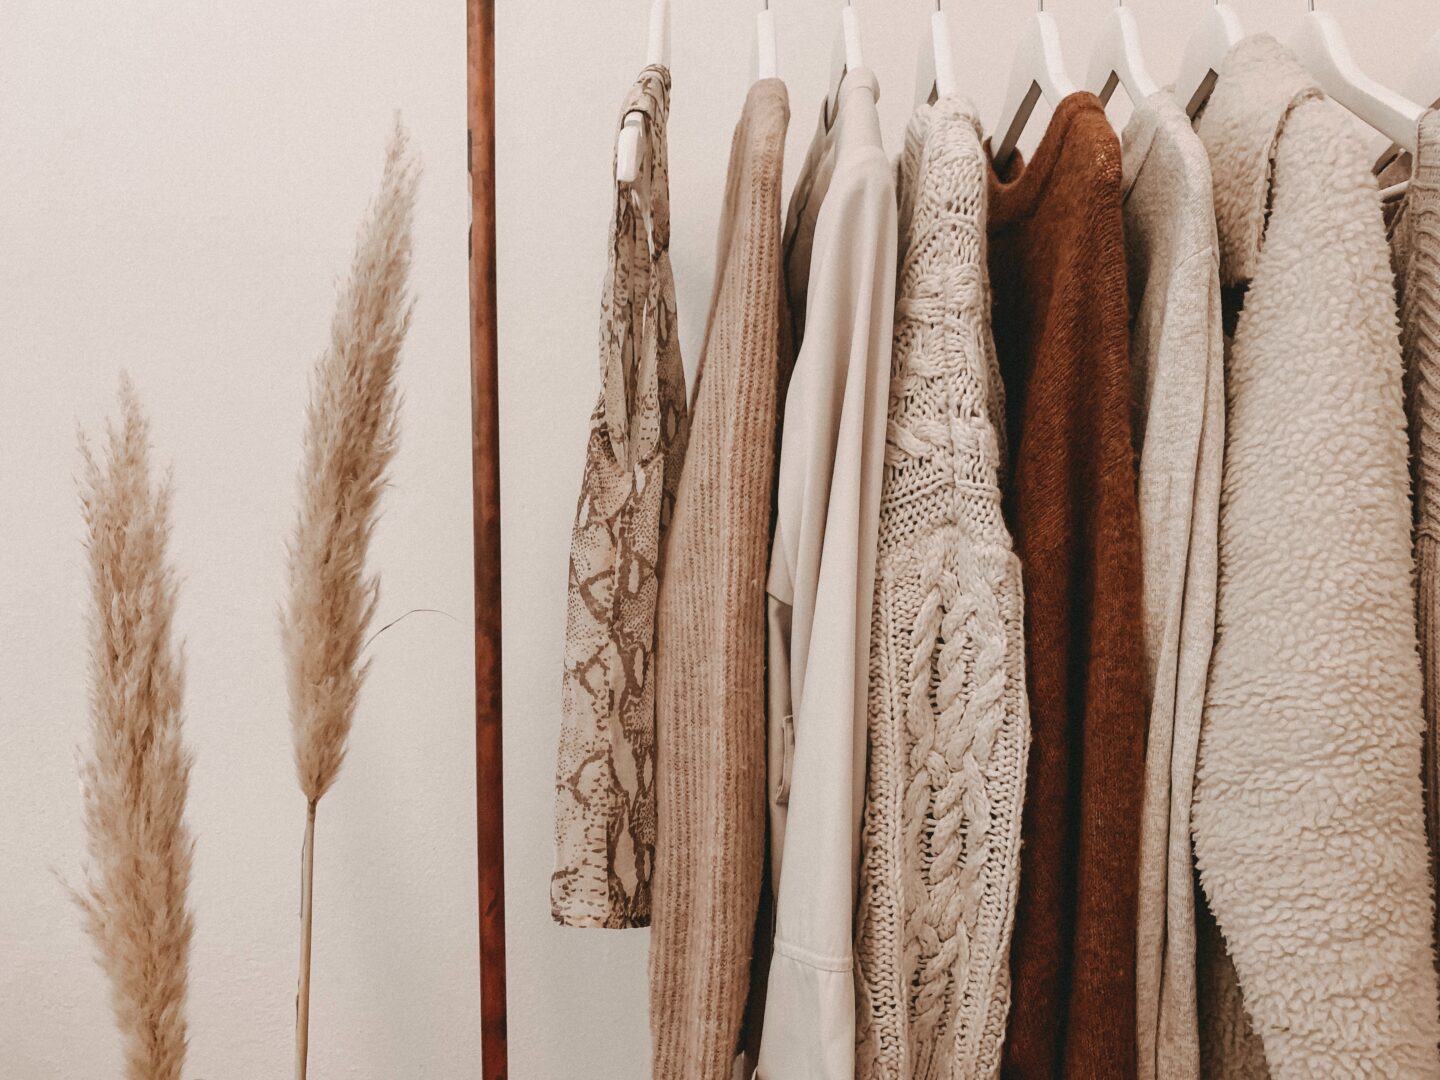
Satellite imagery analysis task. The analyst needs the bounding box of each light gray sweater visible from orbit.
[1121,91,1224,1080]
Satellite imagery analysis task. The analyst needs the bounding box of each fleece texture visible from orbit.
[854,96,1029,1080]
[649,78,790,1080]
[1192,35,1440,1079]
[1121,92,1224,1080]
[987,93,1147,1080]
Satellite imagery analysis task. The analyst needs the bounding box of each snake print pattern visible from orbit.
[552,66,690,929]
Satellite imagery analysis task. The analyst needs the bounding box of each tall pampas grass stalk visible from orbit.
[74,376,195,1080]
[282,118,418,1080]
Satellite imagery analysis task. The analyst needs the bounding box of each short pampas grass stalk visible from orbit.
[74,377,195,1080]
[282,119,417,1080]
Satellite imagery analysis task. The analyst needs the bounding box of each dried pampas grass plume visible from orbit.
[74,376,194,1080]
[282,118,418,1080]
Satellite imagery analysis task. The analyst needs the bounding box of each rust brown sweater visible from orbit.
[988,93,1146,1080]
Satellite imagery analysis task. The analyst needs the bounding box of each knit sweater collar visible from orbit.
[1195,34,1322,286]
[986,92,1112,221]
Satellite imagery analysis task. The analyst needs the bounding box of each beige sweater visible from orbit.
[1385,109,1440,965]
[1192,36,1440,1078]
[648,78,790,1080]
[1121,92,1224,1080]
[759,67,896,1080]
[853,96,1028,1080]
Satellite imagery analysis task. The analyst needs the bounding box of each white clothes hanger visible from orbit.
[915,0,959,108]
[616,0,672,184]
[754,0,779,82]
[992,0,1078,170]
[1174,1,1244,119]
[1374,26,1440,199]
[1086,0,1159,109]
[1289,0,1422,158]
[825,1,866,128]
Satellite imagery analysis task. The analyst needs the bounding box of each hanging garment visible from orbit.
[758,66,897,1080]
[1121,92,1225,1080]
[551,65,690,930]
[648,77,791,1080]
[987,92,1147,1080]
[853,96,1030,1080]
[1191,35,1440,1078]
[1382,109,1440,966]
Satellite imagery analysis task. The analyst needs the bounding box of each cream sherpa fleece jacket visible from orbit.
[1192,35,1440,1078]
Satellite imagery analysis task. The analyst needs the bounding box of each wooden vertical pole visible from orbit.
[468,0,508,1076]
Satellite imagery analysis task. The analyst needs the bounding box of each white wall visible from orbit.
[0,1,477,1077]
[496,1,1436,1077]
[0,0,1432,1077]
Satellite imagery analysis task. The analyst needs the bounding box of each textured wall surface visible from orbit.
[0,1,477,1076]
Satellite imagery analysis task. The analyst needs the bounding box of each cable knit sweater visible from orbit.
[1385,109,1440,965]
[1192,36,1440,1078]
[649,78,790,1080]
[987,93,1147,1080]
[854,96,1029,1080]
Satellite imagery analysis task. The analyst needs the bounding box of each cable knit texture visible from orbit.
[1385,109,1440,963]
[854,96,1029,1080]
[552,66,689,929]
[649,78,790,1080]
[1121,93,1224,1080]
[987,93,1147,1080]
[1192,36,1440,1078]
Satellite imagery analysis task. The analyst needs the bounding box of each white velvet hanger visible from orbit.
[1086,0,1159,110]
[825,1,866,128]
[915,0,959,109]
[1289,0,1422,158]
[616,0,672,184]
[992,0,1078,169]
[1174,1,1244,119]
[754,0,778,82]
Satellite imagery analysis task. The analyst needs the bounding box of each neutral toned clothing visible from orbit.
[758,66,897,1080]
[552,65,690,929]
[648,78,790,1080]
[1192,35,1440,1078]
[1121,92,1224,1080]
[987,92,1147,1080]
[1384,109,1440,965]
[854,96,1029,1080]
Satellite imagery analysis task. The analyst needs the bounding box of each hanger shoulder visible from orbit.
[915,8,957,108]
[616,0,671,184]
[1291,11,1422,156]
[755,7,778,81]
[1086,6,1159,107]
[993,12,1076,167]
[1175,3,1243,118]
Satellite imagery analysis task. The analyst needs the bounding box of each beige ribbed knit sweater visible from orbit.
[1122,92,1224,1080]
[853,96,1028,1080]
[648,78,790,1080]
[1385,109,1440,963]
